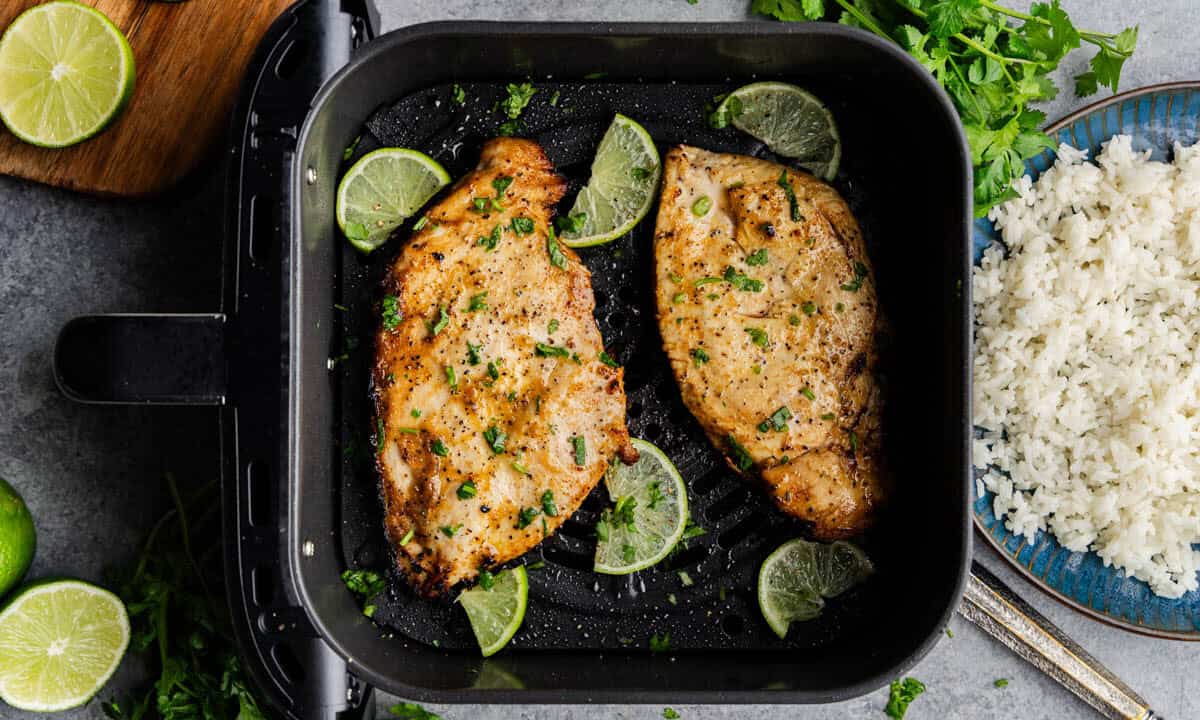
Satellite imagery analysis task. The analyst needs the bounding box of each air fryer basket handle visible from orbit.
[54,314,227,405]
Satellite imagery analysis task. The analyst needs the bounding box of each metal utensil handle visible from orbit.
[960,562,1162,720]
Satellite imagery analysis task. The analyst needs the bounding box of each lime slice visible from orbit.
[0,1,135,148]
[459,566,527,657]
[335,147,450,253]
[560,114,661,248]
[0,579,130,711]
[720,82,841,180]
[757,539,873,639]
[594,438,688,575]
[0,478,35,598]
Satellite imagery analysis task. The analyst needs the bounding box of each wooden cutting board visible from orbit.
[0,0,294,197]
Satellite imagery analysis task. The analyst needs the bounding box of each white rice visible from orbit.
[973,135,1200,598]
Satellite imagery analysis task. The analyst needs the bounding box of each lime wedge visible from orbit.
[720,82,841,180]
[0,478,35,598]
[757,539,872,639]
[594,438,688,575]
[335,147,450,253]
[560,114,661,248]
[459,566,527,657]
[0,1,135,148]
[0,579,130,711]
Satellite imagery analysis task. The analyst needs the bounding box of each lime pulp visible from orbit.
[720,81,841,181]
[757,539,872,639]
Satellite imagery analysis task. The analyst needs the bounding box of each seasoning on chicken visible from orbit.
[373,137,636,597]
[653,145,886,539]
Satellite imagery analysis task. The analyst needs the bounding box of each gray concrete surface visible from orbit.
[0,1,1192,718]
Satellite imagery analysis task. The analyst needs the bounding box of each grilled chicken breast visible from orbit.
[374,138,636,597]
[654,145,886,539]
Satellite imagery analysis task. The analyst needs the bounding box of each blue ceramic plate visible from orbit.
[973,82,1200,639]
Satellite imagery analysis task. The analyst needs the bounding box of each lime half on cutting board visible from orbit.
[336,147,451,253]
[0,579,130,711]
[0,1,135,148]
[719,81,841,180]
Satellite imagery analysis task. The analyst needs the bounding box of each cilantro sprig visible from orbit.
[751,0,1137,217]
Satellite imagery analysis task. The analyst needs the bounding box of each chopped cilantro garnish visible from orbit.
[727,435,754,471]
[672,292,686,304]
[466,341,482,365]
[547,227,568,269]
[622,544,637,563]
[632,166,653,180]
[678,570,694,587]
[744,327,769,347]
[777,170,801,221]
[396,427,420,435]
[471,197,490,213]
[430,439,449,457]
[802,301,817,315]
[541,489,558,516]
[994,678,1008,688]
[548,90,561,106]
[478,224,502,251]
[571,435,586,466]
[649,633,671,653]
[691,196,712,217]
[535,342,570,358]
[511,216,535,235]
[478,569,495,590]
[663,709,680,719]
[381,295,402,331]
[746,248,769,266]
[556,212,587,235]
[457,481,477,500]
[483,425,507,454]
[647,480,664,510]
[788,314,801,325]
[413,215,429,231]
[757,406,792,434]
[399,528,415,545]
[427,305,450,336]
[440,524,462,537]
[599,351,619,368]
[511,460,531,475]
[411,408,422,418]
[800,387,815,401]
[467,291,488,312]
[849,430,859,453]
[492,175,514,196]
[517,506,541,529]
[444,365,457,393]
[500,82,537,119]
[341,569,385,599]
[885,678,925,719]
[690,347,710,366]
[547,319,559,334]
[821,412,836,421]
[487,361,501,380]
[723,266,763,292]
[668,271,683,284]
[450,83,466,105]
[841,262,869,292]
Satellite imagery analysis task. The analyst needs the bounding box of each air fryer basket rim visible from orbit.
[288,20,973,704]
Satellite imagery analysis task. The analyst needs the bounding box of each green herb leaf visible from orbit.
[599,350,620,368]
[430,438,449,457]
[511,216,535,235]
[547,227,568,269]
[444,365,458,392]
[440,524,462,537]
[690,347,710,366]
[450,84,466,105]
[994,678,1008,688]
[556,212,588,234]
[483,425,507,454]
[427,305,450,336]
[723,265,764,292]
[458,481,477,500]
[478,224,502,251]
[478,569,496,591]
[751,0,825,22]
[727,434,754,471]
[744,327,769,348]
[535,342,570,358]
[390,703,442,720]
[649,633,671,653]
[691,195,713,216]
[541,489,559,516]
[467,341,482,365]
[467,291,488,312]
[341,569,386,599]
[500,82,538,119]
[777,170,801,221]
[517,506,541,529]
[746,248,769,266]
[381,295,402,331]
[885,677,926,719]
[571,435,586,466]
[663,709,681,720]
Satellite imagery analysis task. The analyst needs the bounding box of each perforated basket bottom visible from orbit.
[335,79,884,653]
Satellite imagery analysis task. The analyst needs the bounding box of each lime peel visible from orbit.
[757,539,872,639]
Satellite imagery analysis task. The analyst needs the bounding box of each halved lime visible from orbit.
[335,148,450,253]
[720,82,841,180]
[560,114,661,248]
[0,579,130,711]
[0,1,135,148]
[0,478,35,598]
[594,438,688,575]
[757,539,872,639]
[459,566,527,657]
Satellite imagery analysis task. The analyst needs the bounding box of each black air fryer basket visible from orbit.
[53,1,973,716]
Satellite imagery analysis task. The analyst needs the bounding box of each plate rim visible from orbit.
[972,79,1200,641]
